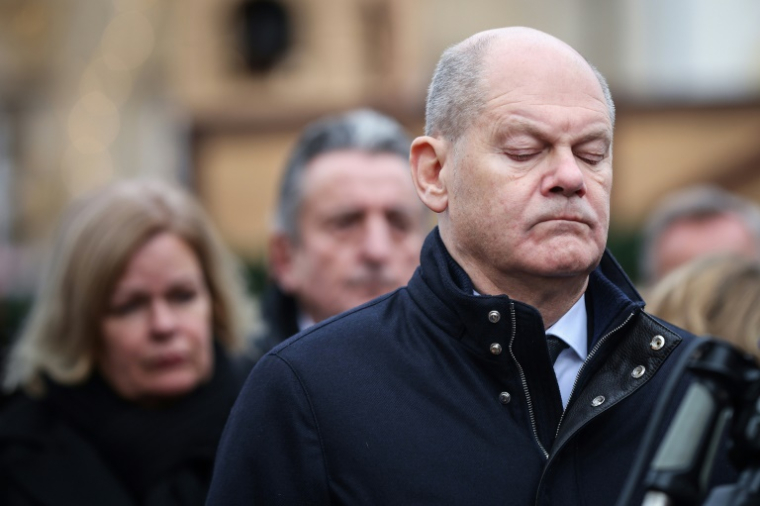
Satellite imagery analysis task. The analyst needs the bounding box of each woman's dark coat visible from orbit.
[0,347,250,506]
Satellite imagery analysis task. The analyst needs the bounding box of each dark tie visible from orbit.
[546,334,569,365]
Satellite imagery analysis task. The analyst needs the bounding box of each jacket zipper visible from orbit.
[554,311,636,439]
[508,302,550,460]
[533,311,637,506]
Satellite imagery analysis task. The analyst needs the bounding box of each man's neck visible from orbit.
[438,226,593,328]
[481,275,587,329]
[456,255,590,329]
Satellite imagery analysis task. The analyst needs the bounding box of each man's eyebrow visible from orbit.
[495,118,544,139]
[576,129,613,146]
[326,208,364,218]
[386,205,420,216]
[496,118,612,145]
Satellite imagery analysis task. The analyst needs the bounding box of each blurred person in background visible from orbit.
[254,108,429,357]
[0,179,255,506]
[639,184,760,287]
[647,253,760,361]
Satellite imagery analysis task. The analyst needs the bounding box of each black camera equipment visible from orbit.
[615,336,760,506]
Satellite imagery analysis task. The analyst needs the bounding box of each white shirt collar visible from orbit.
[545,294,588,361]
[297,310,316,332]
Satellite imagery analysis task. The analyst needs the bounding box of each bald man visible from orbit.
[208,27,731,505]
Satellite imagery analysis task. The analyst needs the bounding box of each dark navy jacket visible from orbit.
[208,229,724,505]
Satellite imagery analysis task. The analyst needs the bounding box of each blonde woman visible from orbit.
[0,179,254,506]
[647,253,760,360]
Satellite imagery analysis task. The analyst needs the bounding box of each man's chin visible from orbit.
[529,250,602,278]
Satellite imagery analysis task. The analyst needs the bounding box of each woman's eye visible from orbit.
[108,297,144,316]
[168,288,197,304]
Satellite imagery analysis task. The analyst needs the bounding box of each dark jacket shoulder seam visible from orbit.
[268,352,333,496]
[272,289,403,354]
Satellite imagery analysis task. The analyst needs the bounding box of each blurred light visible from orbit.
[112,0,158,12]
[61,145,116,197]
[79,57,133,105]
[12,3,47,39]
[67,92,120,154]
[101,12,155,71]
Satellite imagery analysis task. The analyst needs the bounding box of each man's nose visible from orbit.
[544,149,587,198]
[360,215,394,264]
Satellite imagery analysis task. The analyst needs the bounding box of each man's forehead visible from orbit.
[487,63,602,101]
[299,150,419,209]
[304,150,408,177]
[477,72,610,137]
[486,107,613,141]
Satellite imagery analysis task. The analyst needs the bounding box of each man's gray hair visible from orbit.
[425,33,616,140]
[424,34,496,140]
[590,63,616,129]
[274,109,412,241]
[640,184,760,285]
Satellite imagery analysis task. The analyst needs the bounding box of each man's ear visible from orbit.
[268,233,299,294]
[410,135,449,213]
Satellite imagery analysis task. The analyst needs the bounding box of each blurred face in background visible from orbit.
[653,212,759,282]
[98,232,214,404]
[272,150,426,324]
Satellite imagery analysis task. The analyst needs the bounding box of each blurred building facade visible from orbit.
[0,0,759,287]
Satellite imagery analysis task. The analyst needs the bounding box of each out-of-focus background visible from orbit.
[0,0,759,342]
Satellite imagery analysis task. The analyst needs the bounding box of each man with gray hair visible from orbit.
[255,108,428,357]
[640,184,760,286]
[209,28,732,505]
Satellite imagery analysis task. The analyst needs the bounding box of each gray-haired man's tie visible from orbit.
[546,334,569,365]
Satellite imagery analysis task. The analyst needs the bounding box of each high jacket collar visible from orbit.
[408,228,645,353]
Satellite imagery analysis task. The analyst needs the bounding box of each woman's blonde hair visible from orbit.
[3,179,253,395]
[647,253,760,359]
